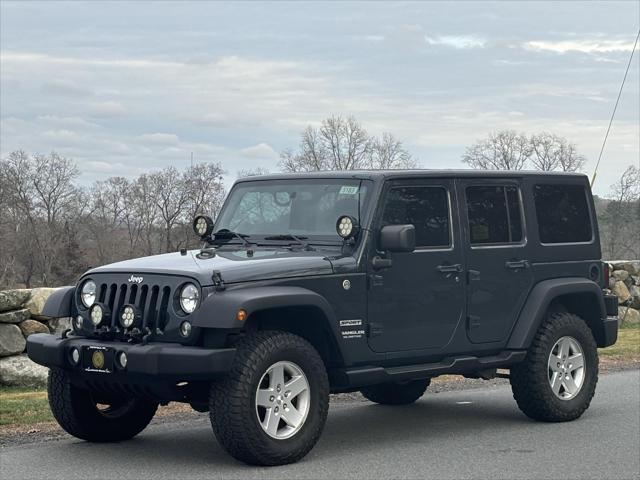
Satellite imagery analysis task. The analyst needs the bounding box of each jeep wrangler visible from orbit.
[27,170,619,465]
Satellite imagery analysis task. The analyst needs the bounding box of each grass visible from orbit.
[0,386,52,427]
[0,324,637,430]
[599,322,640,362]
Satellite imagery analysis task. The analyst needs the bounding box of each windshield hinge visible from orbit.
[212,270,226,291]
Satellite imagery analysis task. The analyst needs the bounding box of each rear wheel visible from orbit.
[47,368,158,442]
[360,379,430,405]
[510,313,598,422]
[209,331,329,466]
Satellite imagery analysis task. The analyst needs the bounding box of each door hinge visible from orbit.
[467,315,481,329]
[368,322,383,337]
[368,274,384,288]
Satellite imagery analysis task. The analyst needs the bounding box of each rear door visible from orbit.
[458,179,534,344]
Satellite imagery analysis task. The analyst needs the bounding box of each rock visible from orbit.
[612,281,631,304]
[610,261,639,276]
[0,324,27,356]
[18,319,50,337]
[612,270,630,282]
[0,308,31,324]
[0,289,31,312]
[48,317,71,336]
[629,285,640,309]
[24,287,59,320]
[0,354,48,387]
[619,307,640,325]
[631,275,640,286]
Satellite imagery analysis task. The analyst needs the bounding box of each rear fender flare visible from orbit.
[507,277,606,349]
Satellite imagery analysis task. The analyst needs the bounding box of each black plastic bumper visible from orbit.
[600,317,619,348]
[26,333,236,381]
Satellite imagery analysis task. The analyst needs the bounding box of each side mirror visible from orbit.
[379,224,415,253]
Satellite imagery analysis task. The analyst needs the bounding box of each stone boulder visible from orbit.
[612,281,632,304]
[24,288,59,320]
[19,319,50,337]
[619,307,640,325]
[48,317,71,336]
[0,354,48,387]
[0,308,31,324]
[612,270,630,282]
[0,289,31,312]
[610,261,640,276]
[0,324,27,356]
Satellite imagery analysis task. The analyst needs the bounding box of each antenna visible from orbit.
[190,151,194,168]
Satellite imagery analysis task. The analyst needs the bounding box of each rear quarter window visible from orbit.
[533,184,593,244]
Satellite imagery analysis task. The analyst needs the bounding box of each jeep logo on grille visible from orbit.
[128,274,144,284]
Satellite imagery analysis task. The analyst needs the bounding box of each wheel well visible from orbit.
[549,292,605,344]
[245,306,343,369]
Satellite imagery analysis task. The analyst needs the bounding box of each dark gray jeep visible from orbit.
[27,170,619,465]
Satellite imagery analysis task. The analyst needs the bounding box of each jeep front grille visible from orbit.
[97,282,172,333]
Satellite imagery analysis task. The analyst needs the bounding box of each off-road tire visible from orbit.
[209,331,329,466]
[360,378,430,405]
[510,312,598,422]
[47,368,158,442]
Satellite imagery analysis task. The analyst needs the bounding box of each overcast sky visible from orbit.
[1,1,638,195]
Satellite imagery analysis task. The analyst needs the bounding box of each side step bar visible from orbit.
[340,350,527,389]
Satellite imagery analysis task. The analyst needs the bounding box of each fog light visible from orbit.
[180,321,192,337]
[117,351,128,369]
[74,315,83,330]
[119,304,140,329]
[70,347,80,365]
[90,304,103,326]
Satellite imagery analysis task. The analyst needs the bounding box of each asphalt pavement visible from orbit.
[2,370,639,480]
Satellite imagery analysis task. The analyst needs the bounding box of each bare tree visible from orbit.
[530,133,585,172]
[368,132,417,169]
[462,130,531,170]
[280,116,417,172]
[600,165,640,259]
[237,167,271,178]
[151,167,188,252]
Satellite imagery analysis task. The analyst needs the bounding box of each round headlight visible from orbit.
[80,280,96,308]
[179,283,200,314]
[89,303,104,326]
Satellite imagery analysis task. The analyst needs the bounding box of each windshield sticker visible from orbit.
[339,186,359,195]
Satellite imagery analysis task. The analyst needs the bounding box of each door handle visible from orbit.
[505,260,530,270]
[436,264,463,274]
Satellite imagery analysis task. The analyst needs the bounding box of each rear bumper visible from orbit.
[26,333,236,381]
[600,317,618,348]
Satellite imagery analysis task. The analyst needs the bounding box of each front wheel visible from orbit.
[47,368,158,442]
[209,331,329,466]
[510,313,598,422]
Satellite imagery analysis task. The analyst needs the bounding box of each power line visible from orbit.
[591,29,640,187]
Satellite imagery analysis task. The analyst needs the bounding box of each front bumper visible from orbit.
[26,333,236,381]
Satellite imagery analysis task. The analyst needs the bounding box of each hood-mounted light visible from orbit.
[336,215,360,240]
[193,215,214,239]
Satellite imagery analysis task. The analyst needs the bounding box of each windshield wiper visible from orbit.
[264,234,314,251]
[212,229,255,255]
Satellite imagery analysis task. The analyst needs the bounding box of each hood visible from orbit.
[88,248,337,286]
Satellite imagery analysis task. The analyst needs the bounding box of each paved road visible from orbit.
[2,370,639,480]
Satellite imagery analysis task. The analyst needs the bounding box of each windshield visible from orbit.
[215,179,370,242]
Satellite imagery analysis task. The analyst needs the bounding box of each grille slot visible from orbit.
[95,281,173,334]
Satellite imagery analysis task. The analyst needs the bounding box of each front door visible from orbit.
[458,179,534,344]
[367,179,465,353]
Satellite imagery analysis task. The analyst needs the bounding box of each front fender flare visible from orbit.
[192,286,339,331]
[41,286,76,318]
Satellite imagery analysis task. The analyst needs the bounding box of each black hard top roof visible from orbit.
[237,169,589,183]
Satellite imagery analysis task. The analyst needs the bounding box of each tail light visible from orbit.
[602,262,610,289]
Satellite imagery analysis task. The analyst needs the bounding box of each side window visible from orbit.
[466,186,523,245]
[381,186,451,248]
[534,184,592,243]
